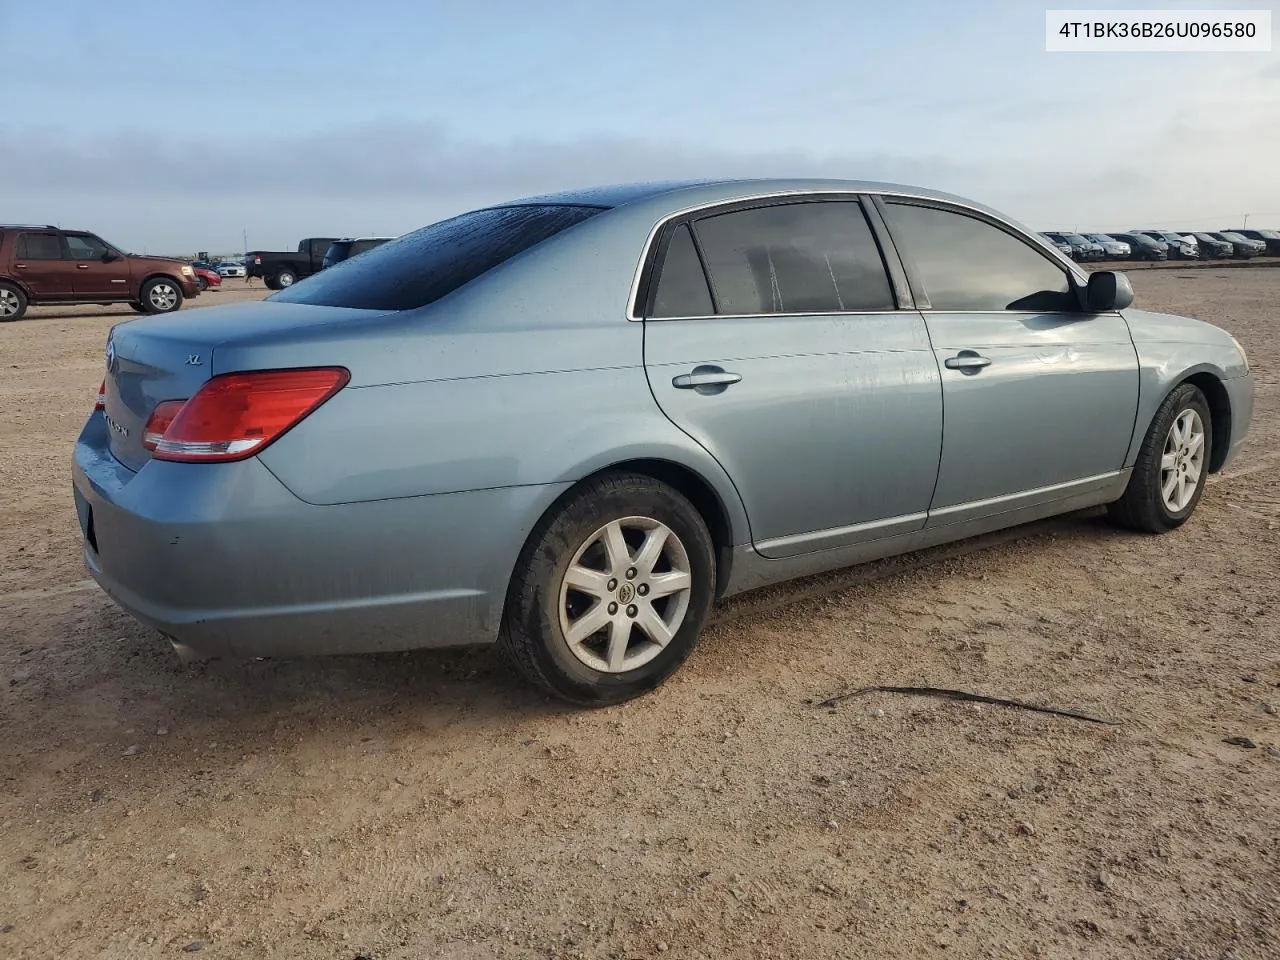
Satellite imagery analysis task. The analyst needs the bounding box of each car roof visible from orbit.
[495,177,1016,219]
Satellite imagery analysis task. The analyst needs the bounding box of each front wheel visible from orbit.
[500,472,716,705]
[197,276,208,291]
[273,269,297,288]
[0,282,27,321]
[140,277,183,314]
[1108,383,1212,533]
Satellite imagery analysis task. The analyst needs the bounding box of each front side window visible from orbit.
[65,234,110,259]
[16,233,63,260]
[690,200,895,315]
[272,204,604,311]
[882,202,1076,312]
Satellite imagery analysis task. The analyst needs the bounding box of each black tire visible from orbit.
[0,281,27,321]
[273,268,297,288]
[1107,383,1212,533]
[139,277,184,315]
[500,471,716,706]
[197,276,208,292]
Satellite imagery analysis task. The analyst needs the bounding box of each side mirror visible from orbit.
[1086,270,1133,312]
[101,251,119,263]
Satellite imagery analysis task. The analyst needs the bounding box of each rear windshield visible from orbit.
[272,204,606,311]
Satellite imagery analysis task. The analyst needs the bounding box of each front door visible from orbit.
[877,199,1140,526]
[11,231,76,301]
[65,233,133,298]
[641,198,944,559]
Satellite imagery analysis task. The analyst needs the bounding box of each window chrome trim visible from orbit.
[645,309,913,322]
[625,187,1091,322]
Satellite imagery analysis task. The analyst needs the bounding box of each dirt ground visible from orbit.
[1,270,1277,960]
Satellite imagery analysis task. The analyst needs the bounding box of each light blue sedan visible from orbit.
[73,179,1253,704]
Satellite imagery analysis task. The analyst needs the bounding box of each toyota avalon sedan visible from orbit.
[73,178,1254,705]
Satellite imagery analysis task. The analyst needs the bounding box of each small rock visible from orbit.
[1018,822,1036,836]
[657,942,670,953]
[1006,787,1022,800]
[1264,704,1277,716]
[122,745,139,757]
[156,727,169,736]
[1223,736,1257,749]
[90,788,104,803]
[182,941,204,952]
[1242,673,1259,683]
[826,819,839,830]
[166,853,177,861]
[872,709,885,718]
[0,924,13,933]
[1094,871,1112,890]
[1266,746,1280,760]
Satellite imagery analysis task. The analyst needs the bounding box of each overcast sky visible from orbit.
[2,0,1277,254]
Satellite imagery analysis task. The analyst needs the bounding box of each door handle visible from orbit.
[671,365,742,393]
[944,351,992,372]
[76,264,90,269]
[13,263,27,269]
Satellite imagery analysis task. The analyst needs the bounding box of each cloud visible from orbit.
[1,121,991,252]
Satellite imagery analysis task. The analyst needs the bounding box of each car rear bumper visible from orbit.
[72,411,568,661]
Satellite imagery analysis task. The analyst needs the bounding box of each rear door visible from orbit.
[65,233,132,298]
[876,197,1140,527]
[11,231,76,300]
[641,196,943,559]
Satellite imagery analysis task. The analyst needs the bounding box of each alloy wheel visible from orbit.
[558,516,693,673]
[1160,408,1205,513]
[149,283,178,311]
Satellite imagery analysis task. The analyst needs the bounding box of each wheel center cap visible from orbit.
[616,582,635,604]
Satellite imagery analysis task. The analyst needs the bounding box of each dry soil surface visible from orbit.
[1,271,1277,960]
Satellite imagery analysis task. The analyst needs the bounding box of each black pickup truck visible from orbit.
[245,237,338,289]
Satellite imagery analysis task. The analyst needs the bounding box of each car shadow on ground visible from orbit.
[1,507,1137,769]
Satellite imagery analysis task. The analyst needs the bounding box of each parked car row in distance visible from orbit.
[1040,226,1280,262]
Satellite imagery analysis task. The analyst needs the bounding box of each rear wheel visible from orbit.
[0,282,27,321]
[500,472,716,705]
[140,277,183,314]
[273,268,297,288]
[1108,383,1212,533]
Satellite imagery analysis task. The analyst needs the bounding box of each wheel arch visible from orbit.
[504,456,746,610]
[141,271,186,289]
[0,275,33,298]
[1179,371,1232,473]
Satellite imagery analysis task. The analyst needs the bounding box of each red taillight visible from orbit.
[144,367,349,463]
[95,379,106,411]
[142,400,184,451]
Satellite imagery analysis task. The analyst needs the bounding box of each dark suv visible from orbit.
[322,236,395,270]
[0,226,199,321]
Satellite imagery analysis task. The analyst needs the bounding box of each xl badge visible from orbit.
[185,354,203,366]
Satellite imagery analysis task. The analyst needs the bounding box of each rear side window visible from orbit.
[273,205,605,311]
[351,239,387,256]
[16,233,63,260]
[691,201,895,315]
[882,202,1076,312]
[649,224,713,318]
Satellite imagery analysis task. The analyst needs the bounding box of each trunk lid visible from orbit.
[102,300,393,471]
